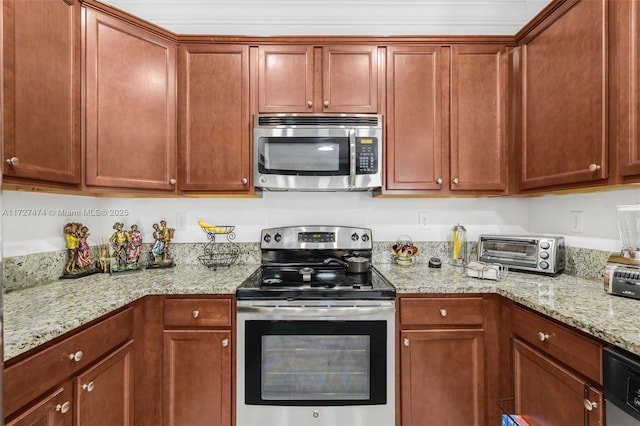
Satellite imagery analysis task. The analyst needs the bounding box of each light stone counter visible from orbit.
[5,262,640,361]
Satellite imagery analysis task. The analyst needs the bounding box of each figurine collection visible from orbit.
[61,219,175,279]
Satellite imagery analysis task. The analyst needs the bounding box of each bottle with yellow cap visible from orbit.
[451,224,467,266]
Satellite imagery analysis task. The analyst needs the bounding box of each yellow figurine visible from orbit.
[110,222,130,269]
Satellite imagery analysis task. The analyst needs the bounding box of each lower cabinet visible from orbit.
[162,297,233,426]
[6,384,73,426]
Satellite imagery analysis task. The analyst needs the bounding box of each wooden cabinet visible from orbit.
[84,7,177,192]
[162,297,233,426]
[2,0,81,185]
[518,0,608,191]
[257,45,378,113]
[399,296,485,425]
[386,46,448,192]
[178,44,250,192]
[511,305,603,425]
[6,385,73,426]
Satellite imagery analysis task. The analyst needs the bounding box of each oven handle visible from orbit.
[349,128,356,188]
[237,304,395,318]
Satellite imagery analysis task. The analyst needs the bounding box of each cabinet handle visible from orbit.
[69,350,83,362]
[192,310,200,319]
[436,178,443,185]
[588,164,601,172]
[538,331,549,342]
[583,399,598,411]
[241,178,248,185]
[452,178,459,184]
[82,381,95,392]
[5,157,20,166]
[439,308,447,317]
[307,101,313,108]
[323,100,330,108]
[56,401,71,414]
[222,338,229,347]
[169,178,177,185]
[403,338,409,347]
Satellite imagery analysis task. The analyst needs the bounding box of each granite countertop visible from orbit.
[5,262,640,361]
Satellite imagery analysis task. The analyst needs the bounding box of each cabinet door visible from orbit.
[519,0,607,190]
[400,329,485,426]
[75,341,134,426]
[178,44,250,192]
[258,45,314,113]
[2,0,80,184]
[451,45,507,192]
[7,385,72,426]
[163,330,231,426]
[85,8,177,191]
[513,338,603,426]
[322,45,378,113]
[386,46,447,191]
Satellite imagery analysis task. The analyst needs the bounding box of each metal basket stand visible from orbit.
[197,225,240,270]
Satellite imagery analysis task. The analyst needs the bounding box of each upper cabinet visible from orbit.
[517,0,608,191]
[2,0,81,185]
[178,44,250,193]
[84,8,177,192]
[257,45,378,114]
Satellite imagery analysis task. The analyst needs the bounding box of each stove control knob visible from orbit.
[274,233,282,242]
[351,233,359,241]
[263,234,272,243]
[361,234,370,242]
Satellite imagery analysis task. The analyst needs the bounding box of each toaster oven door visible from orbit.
[479,238,539,268]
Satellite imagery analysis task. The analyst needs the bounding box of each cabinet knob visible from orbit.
[588,164,601,172]
[241,178,248,185]
[222,338,229,347]
[5,157,20,166]
[452,178,459,184]
[192,310,200,319]
[538,331,549,342]
[439,308,447,317]
[169,178,177,185]
[307,101,313,108]
[436,178,443,185]
[323,101,330,108]
[583,399,598,411]
[69,350,84,362]
[403,338,409,347]
[56,401,71,414]
[82,381,95,392]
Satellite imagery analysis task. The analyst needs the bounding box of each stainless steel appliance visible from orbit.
[603,346,640,425]
[477,234,565,275]
[605,205,640,300]
[253,115,382,191]
[236,226,395,426]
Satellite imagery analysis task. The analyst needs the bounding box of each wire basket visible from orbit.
[198,224,239,269]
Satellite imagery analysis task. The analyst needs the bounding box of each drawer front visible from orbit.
[512,306,602,384]
[400,297,484,326]
[4,307,134,417]
[164,298,231,327]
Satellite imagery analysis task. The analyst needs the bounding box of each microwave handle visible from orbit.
[349,128,356,187]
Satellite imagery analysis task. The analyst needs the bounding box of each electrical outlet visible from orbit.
[419,211,431,230]
[176,212,187,231]
[569,211,583,233]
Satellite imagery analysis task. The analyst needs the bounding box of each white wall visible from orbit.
[4,187,637,257]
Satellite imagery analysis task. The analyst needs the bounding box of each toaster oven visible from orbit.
[477,235,565,275]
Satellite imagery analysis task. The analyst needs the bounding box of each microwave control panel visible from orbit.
[356,137,378,174]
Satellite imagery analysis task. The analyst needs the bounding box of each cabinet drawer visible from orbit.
[164,298,231,327]
[400,297,484,326]
[4,307,134,417]
[511,306,602,384]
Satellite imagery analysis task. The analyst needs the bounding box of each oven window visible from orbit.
[482,241,537,259]
[258,137,349,175]
[245,320,387,406]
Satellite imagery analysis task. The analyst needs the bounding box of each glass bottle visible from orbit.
[451,224,467,266]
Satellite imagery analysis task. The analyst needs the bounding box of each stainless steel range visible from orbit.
[236,226,396,426]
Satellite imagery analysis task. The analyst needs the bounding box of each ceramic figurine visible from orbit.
[126,224,143,265]
[108,222,142,273]
[148,220,175,268]
[60,222,98,279]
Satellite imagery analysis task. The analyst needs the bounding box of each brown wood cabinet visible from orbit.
[6,385,73,426]
[399,296,485,425]
[518,0,608,191]
[178,44,250,192]
[257,45,378,113]
[84,7,177,192]
[162,297,233,426]
[2,0,81,185]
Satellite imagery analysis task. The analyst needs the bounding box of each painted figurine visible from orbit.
[64,222,80,273]
[76,226,95,268]
[160,219,174,261]
[149,220,175,268]
[61,222,98,278]
[127,224,143,264]
[110,222,130,269]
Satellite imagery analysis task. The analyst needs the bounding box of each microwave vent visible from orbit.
[257,115,379,127]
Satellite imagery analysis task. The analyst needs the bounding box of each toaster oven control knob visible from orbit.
[540,241,550,249]
[351,233,359,241]
[540,251,549,259]
[263,234,272,243]
[274,233,282,242]
[361,234,370,242]
[539,261,549,269]
[312,410,320,419]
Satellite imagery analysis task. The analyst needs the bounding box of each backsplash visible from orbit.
[3,242,614,292]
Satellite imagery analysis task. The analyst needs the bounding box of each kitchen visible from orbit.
[2,0,640,425]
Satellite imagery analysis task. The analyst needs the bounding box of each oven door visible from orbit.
[236,300,395,426]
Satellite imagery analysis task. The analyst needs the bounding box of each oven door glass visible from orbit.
[257,136,349,176]
[245,320,387,406]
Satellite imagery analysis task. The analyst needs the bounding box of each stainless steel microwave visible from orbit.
[478,234,565,275]
[253,114,383,191]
